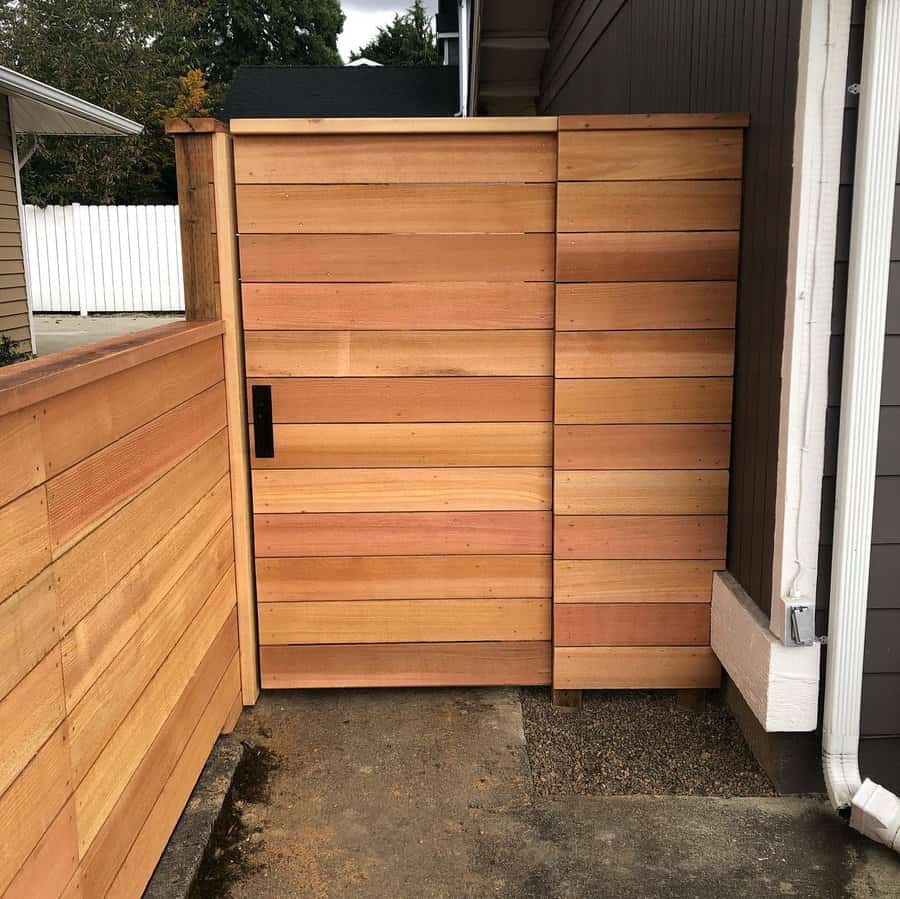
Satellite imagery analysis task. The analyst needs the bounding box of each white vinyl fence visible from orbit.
[23,205,186,314]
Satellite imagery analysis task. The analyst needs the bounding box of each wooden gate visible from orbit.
[172,114,744,691]
[233,120,558,688]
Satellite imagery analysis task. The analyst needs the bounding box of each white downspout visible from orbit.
[822,0,900,854]
[458,0,469,117]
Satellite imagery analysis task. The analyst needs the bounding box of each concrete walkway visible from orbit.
[200,688,898,899]
[32,313,183,355]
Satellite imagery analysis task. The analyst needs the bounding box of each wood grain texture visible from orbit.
[53,431,228,634]
[0,648,65,797]
[259,598,551,644]
[556,282,736,330]
[554,603,710,645]
[260,641,552,688]
[555,424,731,469]
[558,114,749,131]
[256,555,552,601]
[0,405,45,505]
[231,117,558,135]
[46,383,226,550]
[67,612,237,899]
[40,337,223,477]
[254,511,553,557]
[554,515,728,560]
[0,568,58,703]
[254,422,552,468]
[555,378,733,424]
[0,486,50,600]
[555,330,735,377]
[555,470,729,514]
[557,231,739,282]
[553,646,721,689]
[558,180,741,232]
[251,377,554,423]
[0,725,72,895]
[554,559,723,603]
[237,183,556,233]
[0,321,223,419]
[558,129,744,180]
[245,331,553,377]
[252,468,552,513]
[240,234,555,282]
[234,133,558,184]
[242,282,555,330]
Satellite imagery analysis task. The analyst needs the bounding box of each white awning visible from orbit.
[0,65,142,136]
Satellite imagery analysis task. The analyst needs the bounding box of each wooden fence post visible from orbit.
[168,118,259,705]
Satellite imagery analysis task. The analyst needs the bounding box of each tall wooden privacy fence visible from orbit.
[23,204,185,314]
[0,323,242,897]
[170,113,746,695]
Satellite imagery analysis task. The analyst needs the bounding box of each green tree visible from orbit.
[200,0,345,87]
[0,0,345,204]
[350,0,438,66]
[0,0,200,204]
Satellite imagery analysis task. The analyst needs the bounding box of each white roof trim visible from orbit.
[0,65,142,136]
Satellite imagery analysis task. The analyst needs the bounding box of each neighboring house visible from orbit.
[0,65,141,356]
[223,65,459,120]
[459,0,899,835]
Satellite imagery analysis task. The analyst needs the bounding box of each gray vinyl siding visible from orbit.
[817,0,900,794]
[0,92,30,356]
[539,0,804,616]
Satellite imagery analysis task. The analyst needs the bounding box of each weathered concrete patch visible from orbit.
[144,735,244,899]
[220,688,898,899]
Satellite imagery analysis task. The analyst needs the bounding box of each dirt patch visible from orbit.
[522,687,776,797]
[188,742,279,898]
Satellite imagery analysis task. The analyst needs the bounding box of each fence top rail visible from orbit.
[0,320,223,417]
[227,117,560,135]
[558,113,750,130]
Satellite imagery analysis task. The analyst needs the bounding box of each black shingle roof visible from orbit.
[223,65,460,120]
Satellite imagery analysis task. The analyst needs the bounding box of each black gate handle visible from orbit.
[251,384,274,458]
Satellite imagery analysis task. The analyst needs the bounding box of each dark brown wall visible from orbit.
[539,0,804,615]
[817,0,900,794]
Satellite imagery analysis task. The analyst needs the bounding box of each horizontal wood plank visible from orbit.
[252,467,552,513]
[554,559,723,603]
[259,598,551,644]
[555,378,733,424]
[260,641,552,688]
[558,180,741,232]
[40,337,223,477]
[251,376,554,422]
[237,183,556,233]
[240,234,555,282]
[556,330,735,377]
[556,282,736,330]
[255,422,552,468]
[0,404,46,506]
[558,113,749,130]
[558,129,744,180]
[46,383,226,550]
[242,282,555,330]
[554,603,710,645]
[254,511,553,556]
[232,117,558,135]
[245,330,553,377]
[555,470,729,514]
[555,515,728,559]
[553,646,721,689]
[557,231,739,282]
[234,133,558,184]
[0,486,50,600]
[555,424,731,469]
[257,555,552,601]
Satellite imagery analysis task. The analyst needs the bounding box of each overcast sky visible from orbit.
[339,1,439,61]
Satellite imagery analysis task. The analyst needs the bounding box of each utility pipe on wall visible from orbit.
[822,0,900,854]
[458,0,469,116]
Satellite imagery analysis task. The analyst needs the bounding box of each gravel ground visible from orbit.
[522,688,776,797]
